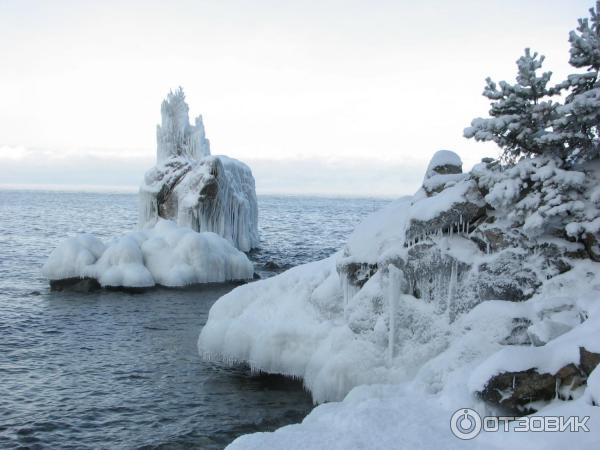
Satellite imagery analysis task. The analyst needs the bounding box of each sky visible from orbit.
[0,0,594,196]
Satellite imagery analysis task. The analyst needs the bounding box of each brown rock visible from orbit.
[555,363,585,392]
[480,369,556,415]
[50,277,101,293]
[579,347,600,376]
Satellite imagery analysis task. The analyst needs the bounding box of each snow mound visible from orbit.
[43,219,254,288]
[140,88,259,252]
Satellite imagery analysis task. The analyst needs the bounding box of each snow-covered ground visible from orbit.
[43,219,253,288]
[199,150,600,448]
[226,380,600,450]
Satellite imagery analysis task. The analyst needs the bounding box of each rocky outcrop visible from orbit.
[139,88,259,252]
[479,347,600,414]
[338,151,577,324]
[333,151,600,413]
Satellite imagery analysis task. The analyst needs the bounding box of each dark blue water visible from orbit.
[0,190,389,449]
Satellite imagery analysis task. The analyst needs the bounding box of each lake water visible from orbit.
[0,190,389,449]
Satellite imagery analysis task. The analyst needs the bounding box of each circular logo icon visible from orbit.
[450,408,482,440]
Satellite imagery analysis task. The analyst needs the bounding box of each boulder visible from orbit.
[480,369,556,414]
[49,277,101,293]
[479,347,600,414]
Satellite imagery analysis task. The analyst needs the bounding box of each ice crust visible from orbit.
[43,219,254,287]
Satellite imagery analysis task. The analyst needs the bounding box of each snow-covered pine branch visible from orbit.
[464,49,559,161]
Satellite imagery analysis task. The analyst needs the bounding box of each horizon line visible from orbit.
[0,183,400,200]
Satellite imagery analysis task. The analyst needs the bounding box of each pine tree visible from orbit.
[548,1,600,163]
[464,49,559,161]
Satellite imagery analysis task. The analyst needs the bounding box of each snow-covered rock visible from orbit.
[198,149,600,433]
[425,149,463,178]
[42,88,258,289]
[139,88,259,252]
[43,219,254,288]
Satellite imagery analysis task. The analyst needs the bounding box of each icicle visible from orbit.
[447,260,457,319]
[387,265,402,367]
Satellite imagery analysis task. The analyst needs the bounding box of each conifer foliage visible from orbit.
[466,2,600,163]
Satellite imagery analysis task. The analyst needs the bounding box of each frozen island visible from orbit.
[43,88,258,290]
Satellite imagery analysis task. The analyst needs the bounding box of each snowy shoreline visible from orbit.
[199,149,600,448]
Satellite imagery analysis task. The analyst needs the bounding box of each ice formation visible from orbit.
[199,149,600,447]
[139,87,259,252]
[42,219,254,288]
[42,88,258,289]
[156,88,211,162]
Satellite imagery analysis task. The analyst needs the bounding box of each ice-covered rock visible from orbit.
[43,219,254,288]
[42,88,258,289]
[139,88,259,252]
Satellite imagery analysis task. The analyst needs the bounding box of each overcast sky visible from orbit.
[0,0,593,196]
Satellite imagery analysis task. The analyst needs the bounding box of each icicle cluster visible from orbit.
[156,87,211,162]
[403,214,474,249]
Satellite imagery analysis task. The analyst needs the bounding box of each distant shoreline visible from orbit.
[0,184,397,200]
[0,183,139,194]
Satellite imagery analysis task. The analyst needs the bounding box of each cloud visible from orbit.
[0,146,152,188]
[0,146,428,197]
[247,156,424,197]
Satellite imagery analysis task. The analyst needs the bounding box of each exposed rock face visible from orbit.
[480,369,557,414]
[580,347,600,376]
[49,277,101,293]
[139,88,259,252]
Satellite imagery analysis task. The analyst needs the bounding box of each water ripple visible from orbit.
[0,190,388,449]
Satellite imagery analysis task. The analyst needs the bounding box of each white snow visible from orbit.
[43,219,254,287]
[226,379,600,450]
[341,197,413,264]
[214,259,600,449]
